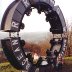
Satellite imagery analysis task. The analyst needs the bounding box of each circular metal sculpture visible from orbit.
[1,0,67,72]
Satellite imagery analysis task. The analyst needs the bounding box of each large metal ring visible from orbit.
[1,0,67,71]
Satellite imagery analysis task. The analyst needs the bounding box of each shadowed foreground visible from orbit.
[0,57,72,72]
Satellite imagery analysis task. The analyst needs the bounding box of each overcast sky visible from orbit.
[0,0,72,32]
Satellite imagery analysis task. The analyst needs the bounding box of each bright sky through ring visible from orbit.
[22,9,50,32]
[0,0,72,32]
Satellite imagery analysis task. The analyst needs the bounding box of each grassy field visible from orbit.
[0,62,20,72]
[0,57,72,72]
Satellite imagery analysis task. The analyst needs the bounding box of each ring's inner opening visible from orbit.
[20,8,52,58]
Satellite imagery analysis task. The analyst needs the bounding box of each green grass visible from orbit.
[0,57,72,72]
[64,56,72,60]
[0,48,3,51]
[0,62,9,66]
[0,62,20,72]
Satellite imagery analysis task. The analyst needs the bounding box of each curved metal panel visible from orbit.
[1,0,67,71]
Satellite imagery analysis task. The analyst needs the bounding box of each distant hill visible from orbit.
[21,32,52,56]
[20,32,52,43]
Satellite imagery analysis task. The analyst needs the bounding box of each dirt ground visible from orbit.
[34,59,72,72]
[61,60,72,72]
[47,59,72,72]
